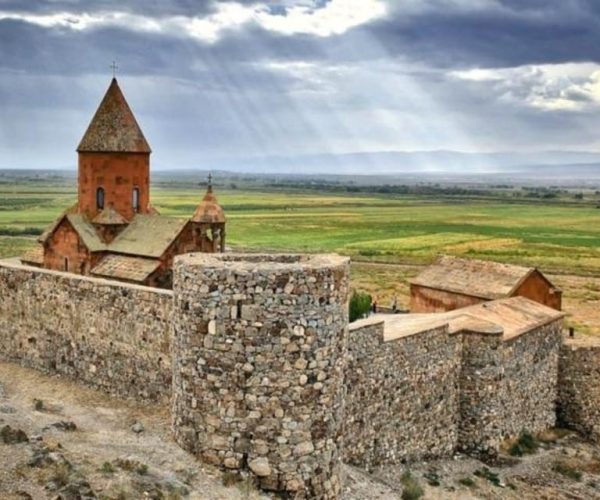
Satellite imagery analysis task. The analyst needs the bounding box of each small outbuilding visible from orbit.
[410,255,562,313]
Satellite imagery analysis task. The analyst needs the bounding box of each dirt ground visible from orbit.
[368,432,600,500]
[2,362,600,499]
[0,362,270,500]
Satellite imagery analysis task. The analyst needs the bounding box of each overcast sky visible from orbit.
[2,0,600,169]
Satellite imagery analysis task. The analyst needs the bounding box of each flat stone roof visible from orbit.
[109,215,187,258]
[355,296,565,342]
[91,254,161,283]
[175,253,349,272]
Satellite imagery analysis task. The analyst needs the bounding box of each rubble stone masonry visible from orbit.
[0,259,172,402]
[346,319,564,461]
[500,323,562,440]
[457,327,505,454]
[344,320,461,470]
[558,340,600,441]
[171,253,350,499]
[0,255,591,500]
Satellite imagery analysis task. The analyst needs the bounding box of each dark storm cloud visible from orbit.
[2,0,600,169]
[0,0,226,16]
[366,0,600,69]
[3,1,600,71]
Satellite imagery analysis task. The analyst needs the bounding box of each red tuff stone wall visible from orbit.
[146,223,225,288]
[410,284,484,313]
[43,218,103,274]
[411,272,562,313]
[191,223,226,253]
[512,270,562,310]
[78,152,150,220]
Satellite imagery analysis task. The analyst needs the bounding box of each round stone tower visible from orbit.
[171,253,350,498]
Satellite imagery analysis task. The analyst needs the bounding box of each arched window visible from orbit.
[132,187,140,212]
[96,187,105,210]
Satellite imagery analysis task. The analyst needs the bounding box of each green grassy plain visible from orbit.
[3,183,600,278]
[4,180,600,335]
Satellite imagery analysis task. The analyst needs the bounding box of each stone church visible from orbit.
[21,78,226,288]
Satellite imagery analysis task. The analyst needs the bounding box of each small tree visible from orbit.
[349,290,372,322]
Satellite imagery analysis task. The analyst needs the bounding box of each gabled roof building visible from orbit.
[21,78,226,288]
[410,255,562,313]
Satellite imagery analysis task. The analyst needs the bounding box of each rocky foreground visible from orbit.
[1,361,599,499]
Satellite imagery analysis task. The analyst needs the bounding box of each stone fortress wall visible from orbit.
[0,259,172,402]
[343,317,563,470]
[498,323,563,442]
[343,321,462,470]
[558,339,600,441]
[457,322,562,455]
[0,254,598,499]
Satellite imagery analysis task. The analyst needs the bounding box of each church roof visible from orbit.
[38,203,79,243]
[91,254,161,283]
[109,214,187,258]
[66,214,108,252]
[92,205,128,225]
[39,211,187,259]
[77,78,151,154]
[20,245,44,266]
[191,185,226,224]
[410,255,557,300]
[38,212,108,252]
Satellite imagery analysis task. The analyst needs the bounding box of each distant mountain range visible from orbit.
[5,150,600,184]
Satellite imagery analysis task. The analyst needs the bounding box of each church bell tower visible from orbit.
[76,78,151,221]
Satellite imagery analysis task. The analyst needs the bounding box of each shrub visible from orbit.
[101,461,115,474]
[50,463,71,488]
[458,477,475,487]
[0,226,43,236]
[221,472,240,487]
[400,471,424,500]
[115,457,148,475]
[474,467,501,487]
[423,470,440,487]
[553,461,582,481]
[349,290,372,322]
[509,431,539,456]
